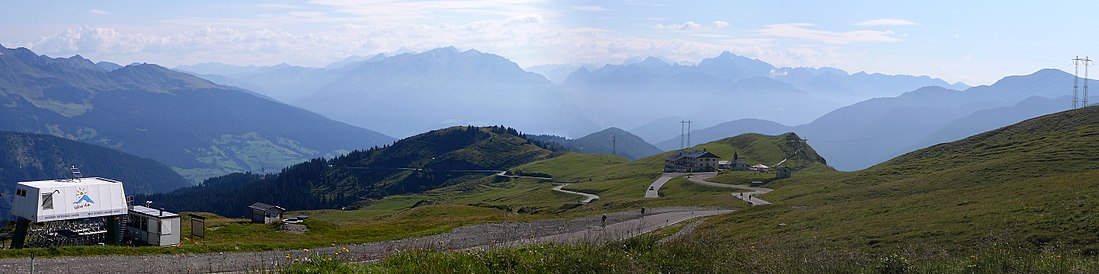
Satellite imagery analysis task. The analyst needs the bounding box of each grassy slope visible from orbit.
[291,108,1099,273]
[286,109,1099,272]
[0,132,827,258]
[516,132,829,214]
[701,106,1099,254]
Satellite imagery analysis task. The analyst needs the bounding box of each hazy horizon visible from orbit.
[5,1,1099,86]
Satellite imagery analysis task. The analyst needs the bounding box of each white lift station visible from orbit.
[10,171,128,248]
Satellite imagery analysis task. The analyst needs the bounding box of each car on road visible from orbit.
[649,186,654,190]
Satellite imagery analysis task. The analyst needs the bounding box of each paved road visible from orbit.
[552,184,600,204]
[0,207,727,273]
[685,172,773,205]
[645,173,683,198]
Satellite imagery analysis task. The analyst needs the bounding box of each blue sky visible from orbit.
[1,1,1095,85]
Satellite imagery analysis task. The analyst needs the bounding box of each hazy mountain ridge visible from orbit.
[184,48,962,139]
[0,45,395,182]
[529,127,662,160]
[185,47,600,137]
[660,69,1089,170]
[560,51,963,129]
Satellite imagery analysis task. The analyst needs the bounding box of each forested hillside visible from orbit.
[137,126,562,217]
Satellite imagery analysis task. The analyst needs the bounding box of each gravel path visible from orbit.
[685,172,773,205]
[0,207,729,273]
[552,184,599,204]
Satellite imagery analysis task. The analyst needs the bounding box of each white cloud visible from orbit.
[308,0,553,22]
[654,21,702,32]
[89,9,108,15]
[255,3,300,9]
[573,5,608,12]
[759,23,901,44]
[712,21,730,29]
[854,18,918,27]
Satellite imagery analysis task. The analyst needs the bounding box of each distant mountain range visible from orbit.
[138,126,560,217]
[529,127,663,160]
[180,48,964,138]
[0,45,394,182]
[181,47,598,137]
[658,69,1088,170]
[559,52,967,129]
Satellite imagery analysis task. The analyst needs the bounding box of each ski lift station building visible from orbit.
[11,177,128,223]
[9,176,129,248]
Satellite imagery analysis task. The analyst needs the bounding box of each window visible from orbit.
[41,193,54,210]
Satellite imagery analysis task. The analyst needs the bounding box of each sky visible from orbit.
[1,1,1096,85]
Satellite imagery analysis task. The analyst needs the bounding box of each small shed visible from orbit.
[249,202,285,224]
[126,205,180,246]
[775,165,793,179]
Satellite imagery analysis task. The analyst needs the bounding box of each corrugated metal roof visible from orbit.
[664,150,721,161]
[249,202,285,212]
[17,177,121,188]
[131,205,180,218]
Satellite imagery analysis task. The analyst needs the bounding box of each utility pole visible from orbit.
[680,121,685,150]
[681,120,690,148]
[1074,56,1083,109]
[611,134,616,156]
[1086,56,1093,107]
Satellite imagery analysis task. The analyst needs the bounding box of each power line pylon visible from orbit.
[1086,56,1093,107]
[1074,56,1082,109]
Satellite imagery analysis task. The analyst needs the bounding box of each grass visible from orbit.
[707,170,775,185]
[283,231,1099,273]
[0,133,818,258]
[283,107,1099,272]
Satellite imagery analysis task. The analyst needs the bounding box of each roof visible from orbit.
[249,202,285,212]
[130,205,180,218]
[665,150,721,161]
[751,164,770,169]
[17,177,123,188]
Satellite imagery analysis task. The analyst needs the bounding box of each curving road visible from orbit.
[552,184,600,204]
[685,172,773,205]
[645,173,683,198]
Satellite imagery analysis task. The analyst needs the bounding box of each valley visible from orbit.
[4,4,1099,272]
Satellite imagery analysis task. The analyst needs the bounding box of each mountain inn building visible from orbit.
[664,150,721,172]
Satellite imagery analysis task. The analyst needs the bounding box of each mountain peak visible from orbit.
[428,46,460,54]
[641,56,667,65]
[988,68,1072,88]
